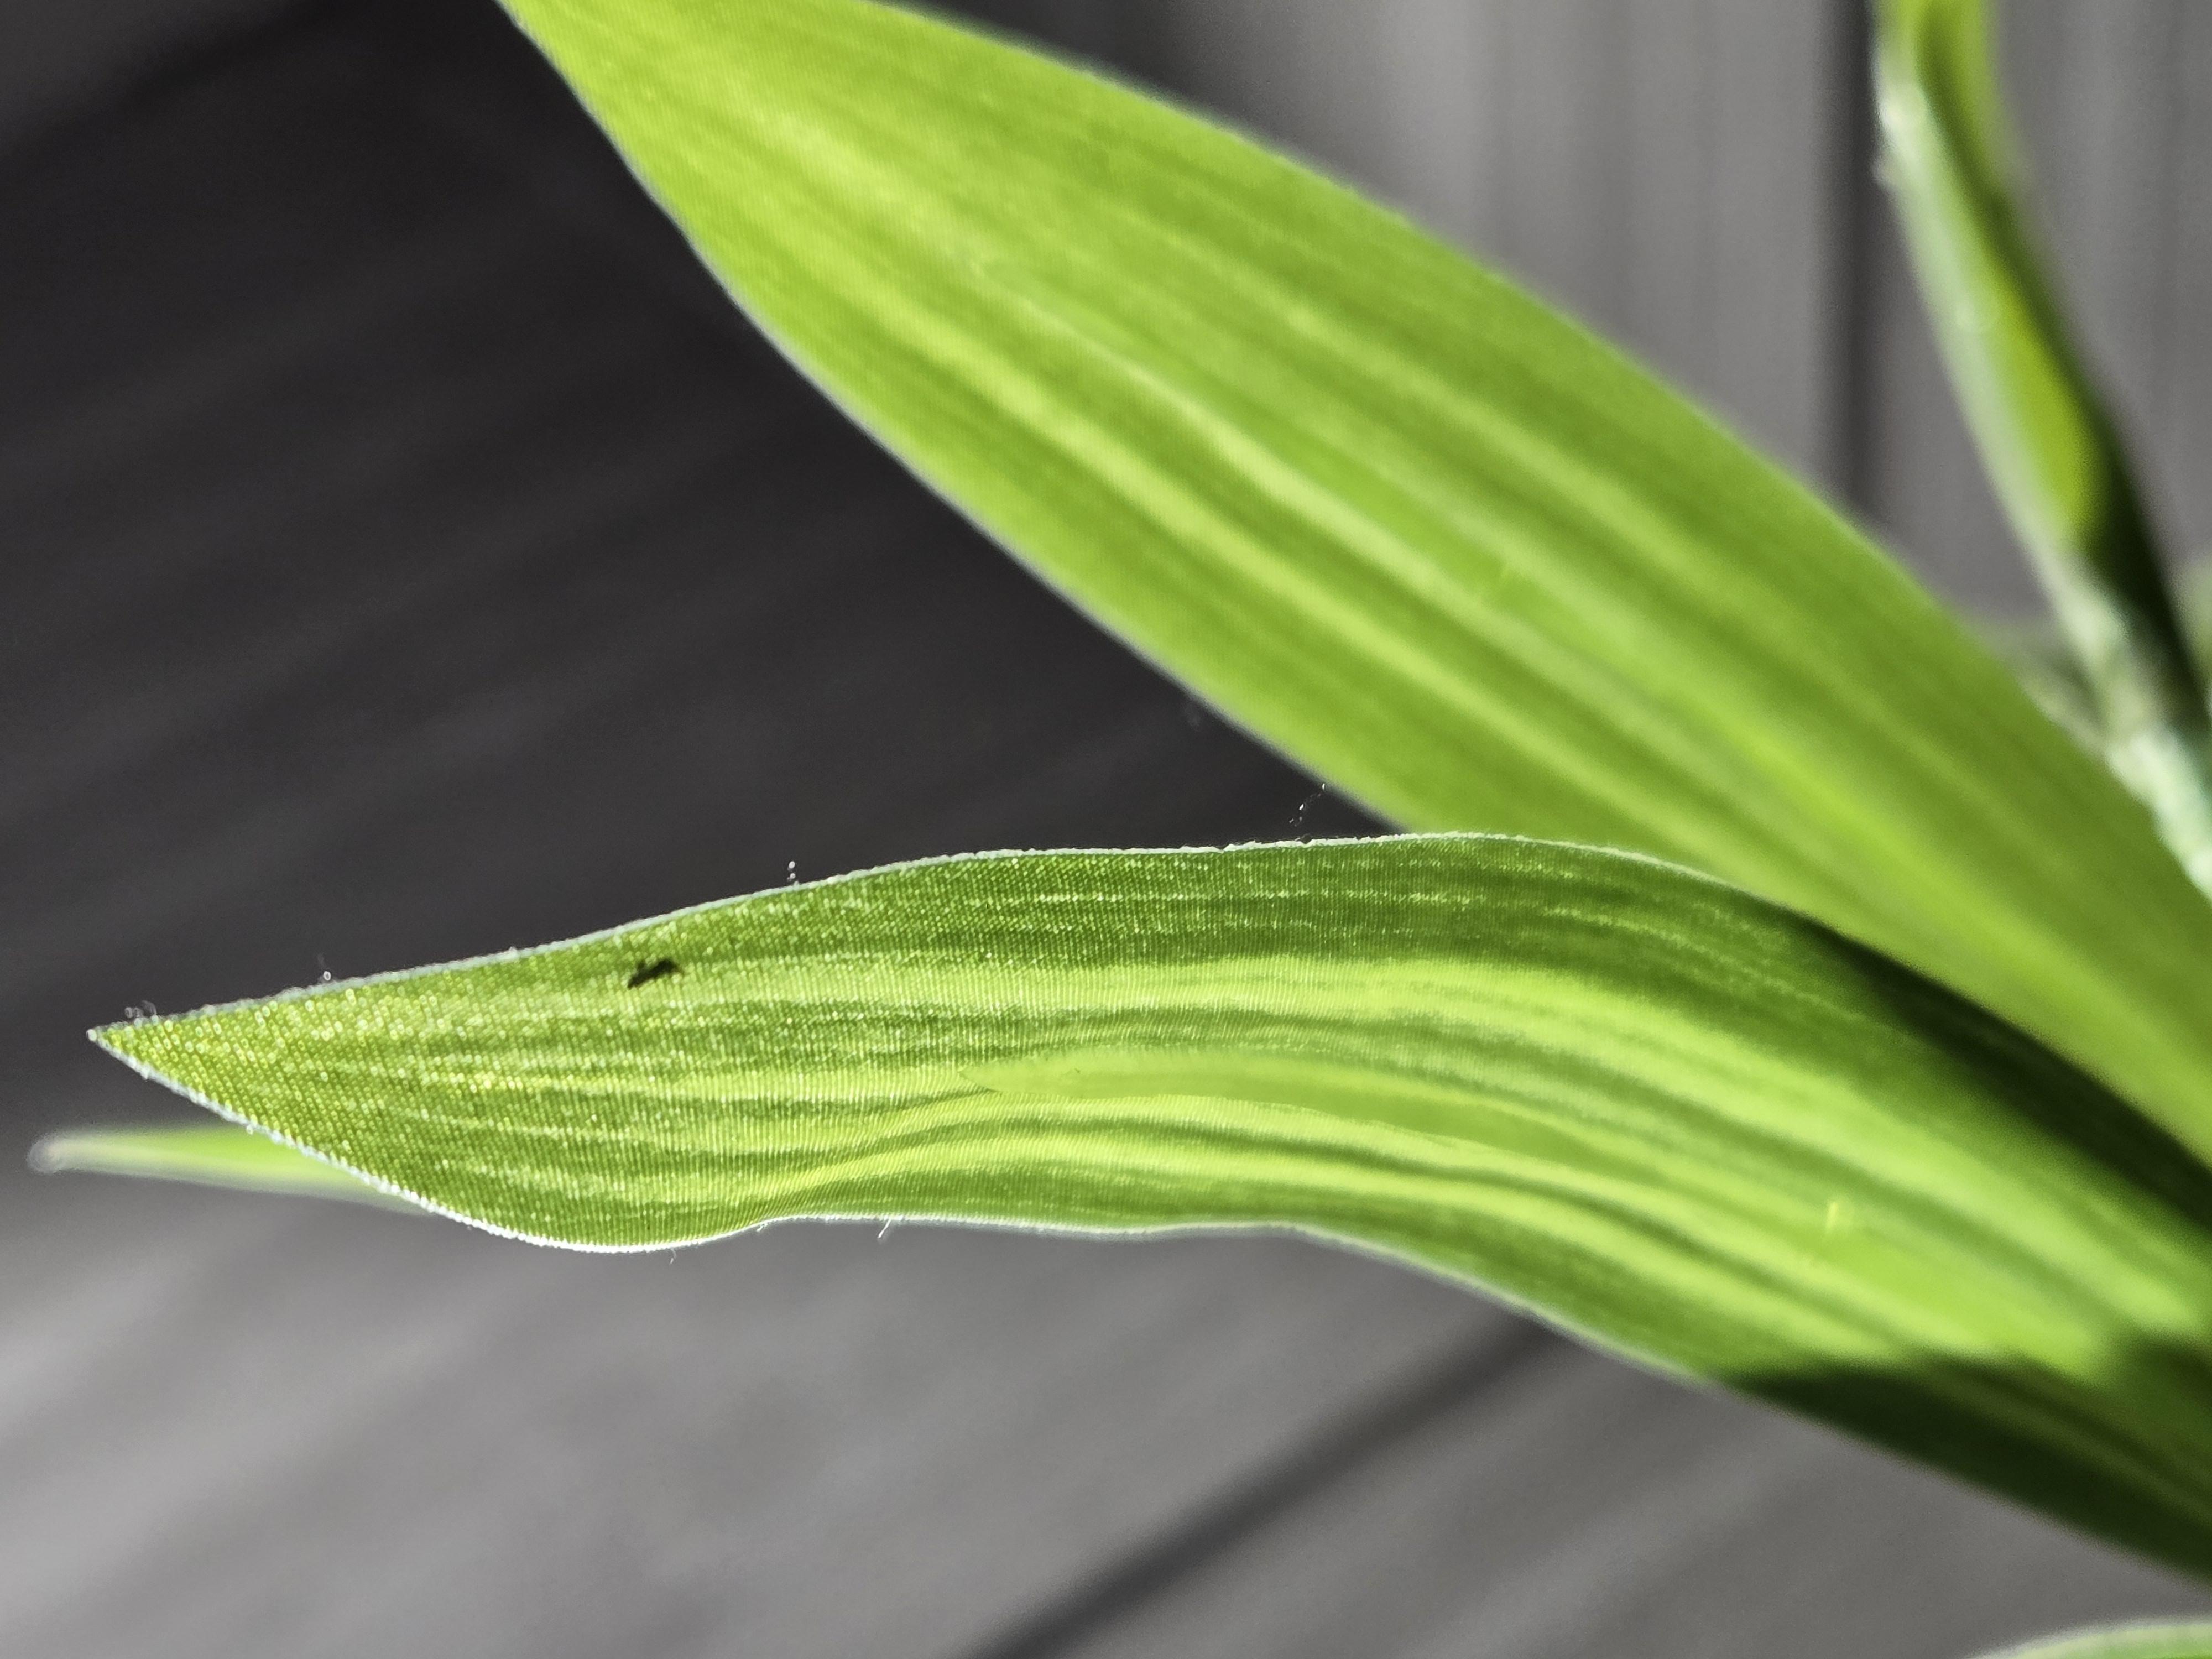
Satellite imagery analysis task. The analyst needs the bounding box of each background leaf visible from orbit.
[91,836,2212,1578]
[1876,0,2212,880]
[488,0,2212,1170]
[32,1124,406,1208]
[1979,1626,2212,1659]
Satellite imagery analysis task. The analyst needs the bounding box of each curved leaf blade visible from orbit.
[492,0,2212,1165]
[1979,1627,2212,1659]
[92,837,2212,1577]
[1875,0,2212,886]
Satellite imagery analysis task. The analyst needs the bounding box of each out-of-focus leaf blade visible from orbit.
[1979,1626,2212,1659]
[1876,0,2212,877]
[32,1123,411,1207]
[91,837,2212,1578]
[1987,563,2212,750]
[492,0,2212,1167]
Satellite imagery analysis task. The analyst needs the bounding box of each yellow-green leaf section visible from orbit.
[491,0,2212,1165]
[88,838,2212,1578]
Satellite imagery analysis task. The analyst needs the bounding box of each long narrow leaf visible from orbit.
[491,0,2212,1168]
[32,1124,406,1208]
[90,837,2212,1578]
[1876,0,2212,877]
[1980,1627,2212,1659]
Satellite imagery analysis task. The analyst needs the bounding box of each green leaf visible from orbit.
[88,837,2212,1578]
[1979,1627,2212,1659]
[489,0,2212,1171]
[1876,0,2212,879]
[1986,562,2212,752]
[31,1123,406,1208]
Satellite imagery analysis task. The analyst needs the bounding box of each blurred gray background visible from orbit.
[2,2,2209,1656]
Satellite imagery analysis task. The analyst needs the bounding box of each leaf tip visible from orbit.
[87,1008,195,1094]
[27,1128,89,1176]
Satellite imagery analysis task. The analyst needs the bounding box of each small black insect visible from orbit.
[626,957,681,989]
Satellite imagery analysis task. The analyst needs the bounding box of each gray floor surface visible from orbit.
[1,2,2204,1653]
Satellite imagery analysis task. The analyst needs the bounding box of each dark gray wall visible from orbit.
[0,0,292,148]
[15,0,2203,613]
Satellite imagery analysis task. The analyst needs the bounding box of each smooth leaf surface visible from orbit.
[1876,0,2212,880]
[92,837,2212,1577]
[32,1124,404,1208]
[1980,1627,2212,1659]
[492,0,2212,1168]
